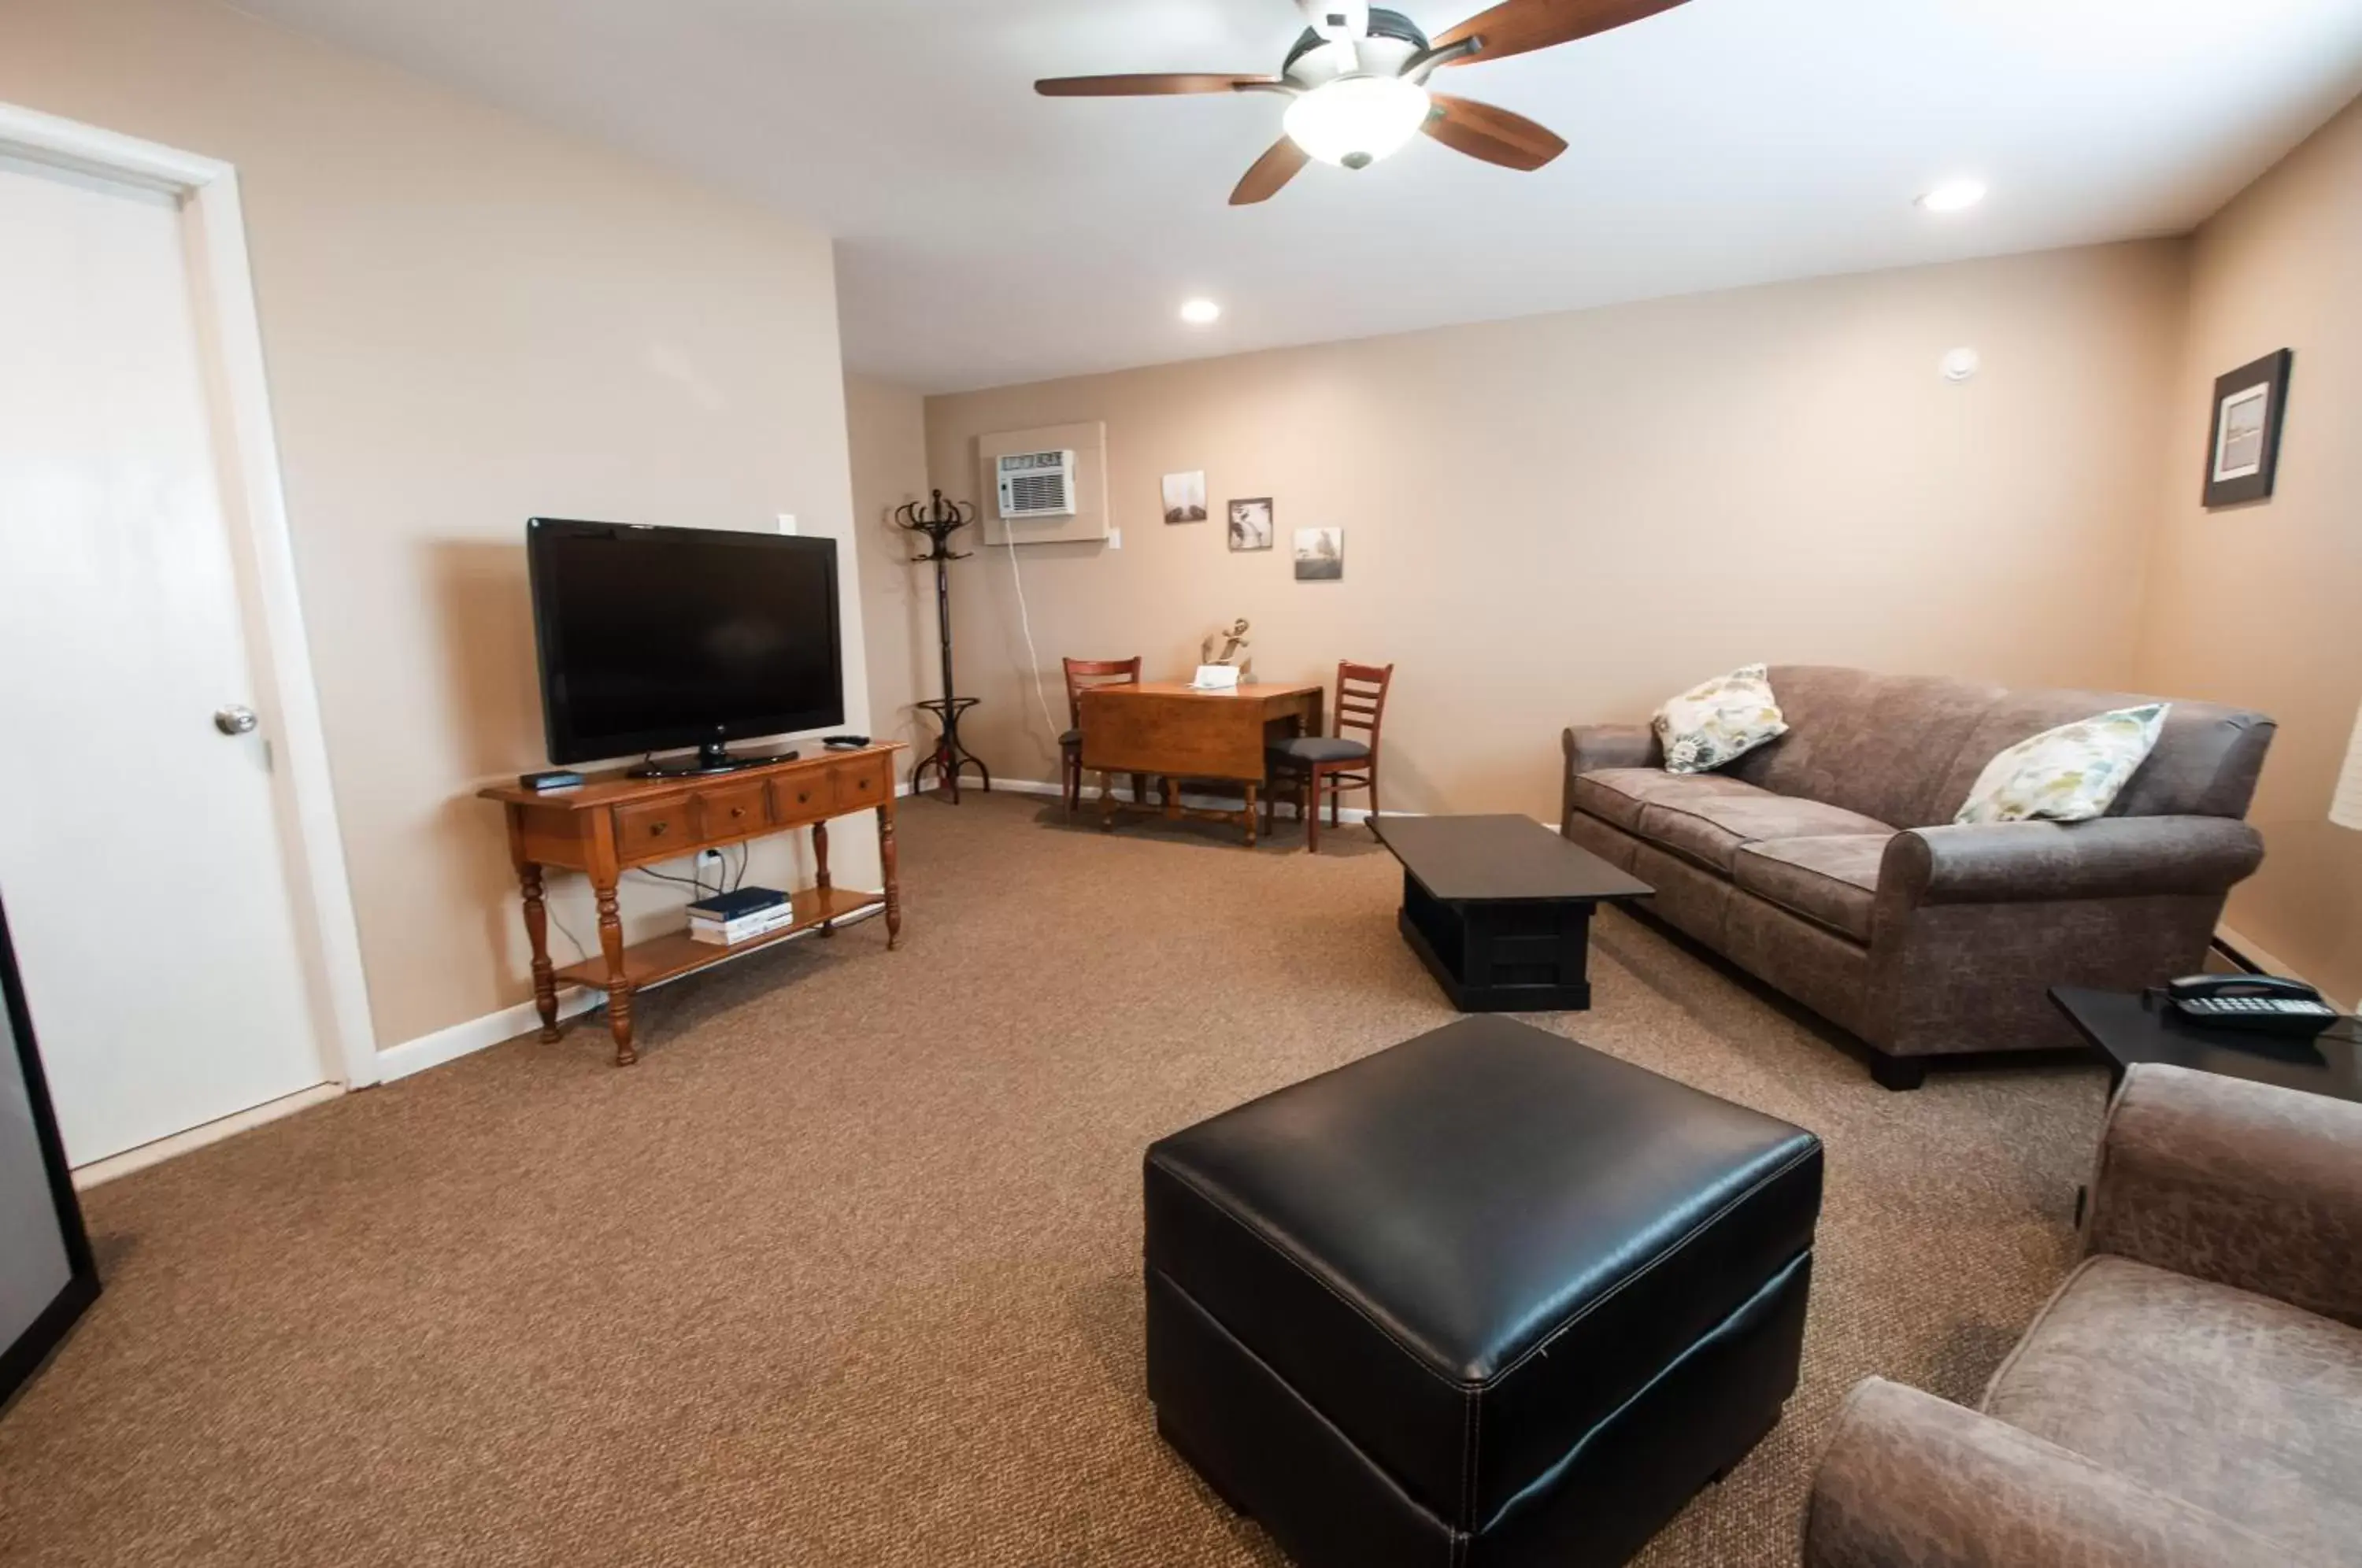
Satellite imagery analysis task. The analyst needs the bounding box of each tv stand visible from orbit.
[627,741,798,779]
[479,743,904,1065]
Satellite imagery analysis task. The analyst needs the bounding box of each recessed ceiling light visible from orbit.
[1179,298,1222,325]
[1917,179,1988,213]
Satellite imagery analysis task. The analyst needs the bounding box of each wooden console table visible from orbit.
[478,743,905,1065]
[1079,682,1322,845]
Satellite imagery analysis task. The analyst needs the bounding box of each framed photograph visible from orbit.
[1227,497,1273,551]
[1161,471,1207,523]
[2203,349,2293,508]
[1294,527,1343,582]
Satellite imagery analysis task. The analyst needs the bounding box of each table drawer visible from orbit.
[613,800,689,860]
[772,771,830,823]
[694,783,769,838]
[831,754,890,812]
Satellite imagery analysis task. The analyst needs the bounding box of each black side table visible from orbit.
[2050,985,2362,1103]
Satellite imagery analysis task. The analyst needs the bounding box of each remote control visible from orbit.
[822,734,871,750]
[519,769,584,791]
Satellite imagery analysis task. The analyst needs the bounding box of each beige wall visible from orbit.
[2132,96,2362,1002]
[845,375,933,760]
[2,0,874,1049]
[918,243,2190,819]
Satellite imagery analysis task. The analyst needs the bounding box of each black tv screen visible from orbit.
[527,518,843,765]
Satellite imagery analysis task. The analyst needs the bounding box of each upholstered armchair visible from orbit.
[1804,1063,2362,1565]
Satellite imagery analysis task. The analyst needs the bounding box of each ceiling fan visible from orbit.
[1035,0,1691,205]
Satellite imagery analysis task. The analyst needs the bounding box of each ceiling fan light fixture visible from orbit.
[1179,298,1223,324]
[1282,75,1431,169]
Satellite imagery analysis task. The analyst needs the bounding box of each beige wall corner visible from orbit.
[2,0,869,1049]
[846,374,935,765]
[917,242,2188,812]
[2132,91,2362,1004]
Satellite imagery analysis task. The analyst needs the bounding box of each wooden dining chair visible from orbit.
[1061,656,1143,812]
[1266,660,1394,852]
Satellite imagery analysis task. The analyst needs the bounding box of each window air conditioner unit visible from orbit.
[995,449,1078,520]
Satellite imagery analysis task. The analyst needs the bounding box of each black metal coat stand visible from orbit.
[896,490,990,801]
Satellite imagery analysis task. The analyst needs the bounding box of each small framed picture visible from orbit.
[1294,527,1342,582]
[1161,471,1207,523]
[2203,349,2293,508]
[1227,497,1273,551]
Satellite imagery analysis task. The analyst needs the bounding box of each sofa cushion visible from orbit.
[1723,666,2005,828]
[1931,687,2275,823]
[1636,791,1895,876]
[1983,1255,2362,1563]
[1572,767,1767,834]
[1732,834,1891,942]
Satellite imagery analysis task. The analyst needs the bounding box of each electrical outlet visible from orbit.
[776,512,798,534]
[1108,527,1122,550]
[696,849,724,875]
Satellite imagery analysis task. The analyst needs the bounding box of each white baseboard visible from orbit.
[905,774,1384,825]
[374,904,886,1084]
[376,986,608,1083]
[72,1081,346,1189]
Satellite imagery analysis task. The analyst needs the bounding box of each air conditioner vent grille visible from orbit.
[996,449,1079,520]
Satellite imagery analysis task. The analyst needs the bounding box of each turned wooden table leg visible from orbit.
[518,862,562,1043]
[813,819,835,937]
[594,875,635,1066]
[1243,782,1258,847]
[878,797,903,949]
[1099,771,1118,831]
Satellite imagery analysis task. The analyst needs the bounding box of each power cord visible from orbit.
[1002,531,1064,751]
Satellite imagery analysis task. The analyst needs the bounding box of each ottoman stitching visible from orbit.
[1491,1142,1820,1384]
[1151,1159,1470,1391]
[1153,1140,1816,1397]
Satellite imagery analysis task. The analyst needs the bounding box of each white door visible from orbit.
[0,152,329,1166]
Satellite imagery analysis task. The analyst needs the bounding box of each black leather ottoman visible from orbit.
[1144,1015,1823,1568]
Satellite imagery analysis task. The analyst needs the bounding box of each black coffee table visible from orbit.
[1374,815,1653,1011]
[2051,985,2362,1102]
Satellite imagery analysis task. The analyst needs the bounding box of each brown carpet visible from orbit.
[0,792,2109,1566]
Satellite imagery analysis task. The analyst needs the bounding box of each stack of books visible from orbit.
[687,886,794,946]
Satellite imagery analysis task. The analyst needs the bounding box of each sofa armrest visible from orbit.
[1562,723,1659,775]
[2085,1062,2362,1326]
[1805,1378,2290,1567]
[1882,816,2263,907]
[1561,723,1660,828]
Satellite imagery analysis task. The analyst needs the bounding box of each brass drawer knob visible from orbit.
[649,822,668,837]
[730,806,746,819]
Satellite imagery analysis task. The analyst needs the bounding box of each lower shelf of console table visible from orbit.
[479,742,905,1066]
[551,884,880,991]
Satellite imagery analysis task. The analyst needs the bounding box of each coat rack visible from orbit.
[896,490,991,801]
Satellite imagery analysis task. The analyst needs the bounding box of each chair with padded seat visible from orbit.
[1061,656,1145,812]
[1267,660,1392,852]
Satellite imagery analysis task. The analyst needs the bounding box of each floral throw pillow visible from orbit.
[1953,704,2169,825]
[1653,664,1789,775]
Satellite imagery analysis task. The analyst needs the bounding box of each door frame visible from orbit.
[0,102,379,1092]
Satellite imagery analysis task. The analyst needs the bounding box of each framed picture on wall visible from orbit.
[2202,349,2293,508]
[1227,497,1273,551]
[1294,527,1343,582]
[1161,471,1207,523]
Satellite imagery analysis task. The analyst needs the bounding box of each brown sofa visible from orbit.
[1561,666,2273,1088]
[1805,1063,2362,1565]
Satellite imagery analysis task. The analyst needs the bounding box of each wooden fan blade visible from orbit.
[1421,94,1567,171]
[1433,0,1690,65]
[1035,73,1283,96]
[1230,138,1310,205]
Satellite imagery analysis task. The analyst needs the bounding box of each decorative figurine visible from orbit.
[1200,618,1253,682]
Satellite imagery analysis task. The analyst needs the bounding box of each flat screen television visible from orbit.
[527,518,843,775]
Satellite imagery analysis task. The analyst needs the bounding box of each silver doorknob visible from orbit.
[213,704,259,736]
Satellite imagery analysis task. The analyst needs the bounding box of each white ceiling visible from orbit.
[232,0,2362,392]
